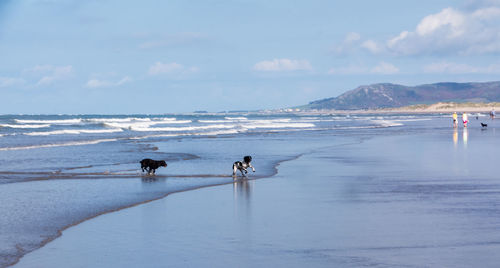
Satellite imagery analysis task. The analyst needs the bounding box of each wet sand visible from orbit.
[13,124,500,267]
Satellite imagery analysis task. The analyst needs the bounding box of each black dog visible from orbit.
[481,123,488,127]
[232,156,255,176]
[140,159,167,175]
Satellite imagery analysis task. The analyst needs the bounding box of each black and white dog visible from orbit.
[232,156,255,176]
[140,158,167,175]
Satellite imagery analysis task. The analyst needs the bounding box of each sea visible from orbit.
[0,112,495,267]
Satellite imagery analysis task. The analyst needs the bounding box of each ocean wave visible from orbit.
[153,118,177,121]
[241,122,315,129]
[393,118,432,122]
[224,117,247,120]
[130,124,234,132]
[24,129,123,136]
[0,124,51,128]
[15,119,83,124]
[129,128,241,140]
[155,120,192,124]
[14,117,179,125]
[83,118,152,123]
[103,122,154,129]
[197,129,241,136]
[0,138,118,151]
[197,120,231,123]
[371,120,404,127]
[103,120,191,129]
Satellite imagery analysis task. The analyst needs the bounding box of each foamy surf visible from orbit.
[371,120,404,127]
[0,138,118,151]
[130,124,234,132]
[15,119,83,124]
[240,122,315,129]
[0,124,51,128]
[224,117,248,120]
[102,119,191,129]
[83,118,152,123]
[24,129,124,136]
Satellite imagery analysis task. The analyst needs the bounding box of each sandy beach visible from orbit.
[12,115,500,268]
[284,102,500,115]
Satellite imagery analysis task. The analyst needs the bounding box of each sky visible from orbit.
[1,0,500,114]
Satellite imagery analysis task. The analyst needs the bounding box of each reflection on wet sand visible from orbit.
[233,179,252,203]
[453,128,458,147]
[463,128,468,147]
[452,128,468,148]
[233,178,253,224]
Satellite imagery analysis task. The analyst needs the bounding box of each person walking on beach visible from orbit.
[491,109,496,120]
[462,112,468,128]
[452,112,458,128]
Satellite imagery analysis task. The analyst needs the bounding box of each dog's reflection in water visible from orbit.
[233,178,252,203]
[141,176,159,183]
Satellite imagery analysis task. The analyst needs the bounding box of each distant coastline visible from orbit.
[277,102,499,114]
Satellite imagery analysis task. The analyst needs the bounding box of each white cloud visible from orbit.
[423,61,500,74]
[26,65,74,86]
[415,8,465,37]
[86,76,132,88]
[370,62,399,74]
[0,77,25,88]
[148,62,198,76]
[471,6,500,19]
[253,58,312,71]
[333,32,362,54]
[361,40,381,53]
[344,32,361,43]
[386,6,500,55]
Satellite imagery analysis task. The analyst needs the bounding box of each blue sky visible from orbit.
[1,0,500,114]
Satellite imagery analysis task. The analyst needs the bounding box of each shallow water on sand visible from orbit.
[5,112,395,267]
[12,115,500,268]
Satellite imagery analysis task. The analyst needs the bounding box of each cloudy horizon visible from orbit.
[1,0,500,114]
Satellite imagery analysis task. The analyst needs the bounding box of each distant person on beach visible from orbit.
[490,109,496,120]
[462,112,468,128]
[452,112,458,128]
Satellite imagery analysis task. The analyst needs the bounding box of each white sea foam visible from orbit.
[129,128,241,140]
[225,117,248,120]
[130,124,234,132]
[154,118,177,121]
[84,118,152,123]
[392,118,432,122]
[0,138,118,151]
[241,122,315,129]
[0,124,51,128]
[24,129,123,136]
[197,120,231,123]
[371,120,404,127]
[15,119,83,124]
[103,120,191,129]
[155,120,192,124]
[194,129,241,136]
[103,122,156,129]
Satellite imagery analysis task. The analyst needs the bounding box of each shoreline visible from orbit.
[13,123,500,267]
[5,153,303,268]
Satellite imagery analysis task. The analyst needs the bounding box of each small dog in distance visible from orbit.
[233,156,255,177]
[140,159,167,175]
[481,123,488,128]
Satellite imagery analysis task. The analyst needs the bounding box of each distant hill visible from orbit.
[303,81,500,110]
